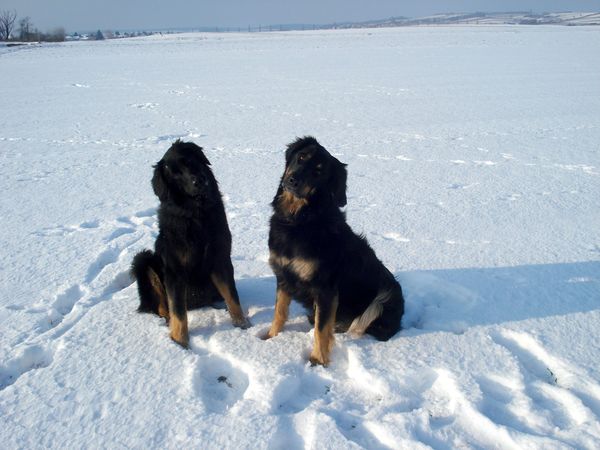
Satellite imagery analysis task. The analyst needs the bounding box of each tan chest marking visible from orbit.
[270,251,319,281]
[278,191,308,216]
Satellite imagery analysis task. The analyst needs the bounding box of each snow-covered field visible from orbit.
[1,26,600,449]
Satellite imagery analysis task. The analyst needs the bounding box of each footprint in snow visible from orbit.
[1,209,150,392]
[104,227,135,242]
[0,345,54,391]
[34,219,99,237]
[192,353,249,414]
[271,368,332,414]
[491,329,600,423]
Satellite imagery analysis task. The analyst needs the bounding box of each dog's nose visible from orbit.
[287,176,299,188]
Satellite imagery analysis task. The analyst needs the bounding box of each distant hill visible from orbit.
[329,11,600,29]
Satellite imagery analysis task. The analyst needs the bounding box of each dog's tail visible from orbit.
[347,288,392,337]
[130,249,166,315]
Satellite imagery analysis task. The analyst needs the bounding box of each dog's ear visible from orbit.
[197,150,211,166]
[285,136,319,165]
[285,139,302,165]
[330,158,348,207]
[151,160,169,201]
[188,142,211,166]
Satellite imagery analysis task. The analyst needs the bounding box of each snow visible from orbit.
[1,26,600,449]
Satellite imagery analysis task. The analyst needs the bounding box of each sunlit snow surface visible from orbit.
[1,26,600,449]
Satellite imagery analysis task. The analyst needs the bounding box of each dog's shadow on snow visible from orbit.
[398,260,600,336]
[233,260,600,339]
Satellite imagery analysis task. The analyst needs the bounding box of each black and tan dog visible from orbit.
[131,140,249,347]
[264,136,404,366]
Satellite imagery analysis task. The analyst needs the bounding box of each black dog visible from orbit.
[131,140,249,347]
[264,136,404,366]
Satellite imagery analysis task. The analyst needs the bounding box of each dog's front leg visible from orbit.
[165,276,189,348]
[310,292,338,367]
[263,283,292,339]
[210,265,250,328]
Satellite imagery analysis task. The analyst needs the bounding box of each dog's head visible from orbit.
[152,140,216,203]
[280,136,347,209]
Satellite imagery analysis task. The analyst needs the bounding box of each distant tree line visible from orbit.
[1,9,65,42]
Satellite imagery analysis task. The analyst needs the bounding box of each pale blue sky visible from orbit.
[3,0,600,32]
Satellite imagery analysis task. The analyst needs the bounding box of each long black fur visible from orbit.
[269,136,405,345]
[131,140,248,345]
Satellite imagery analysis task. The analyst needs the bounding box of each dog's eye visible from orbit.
[298,154,307,163]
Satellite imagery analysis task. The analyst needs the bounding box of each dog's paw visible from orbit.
[232,316,252,330]
[170,333,189,349]
[260,330,273,340]
[309,351,330,367]
[309,355,329,367]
